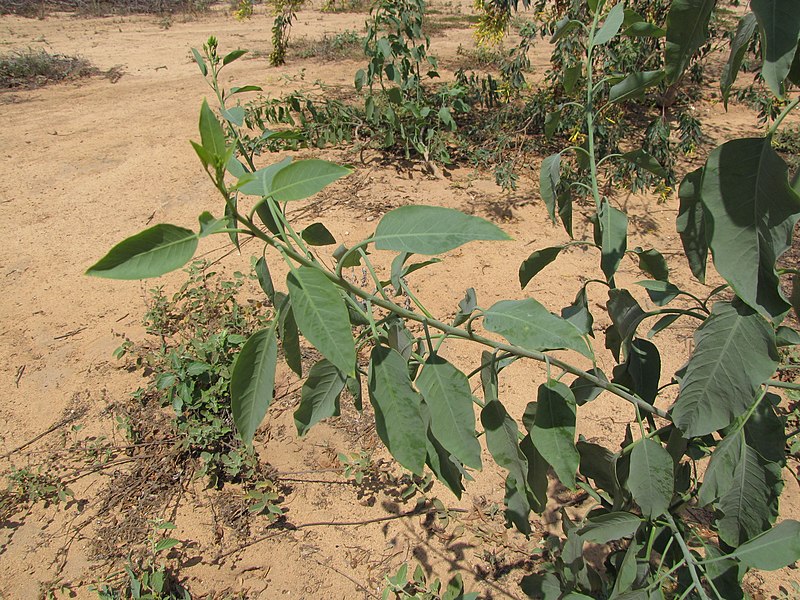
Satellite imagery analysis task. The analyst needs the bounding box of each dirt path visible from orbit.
[0,4,798,599]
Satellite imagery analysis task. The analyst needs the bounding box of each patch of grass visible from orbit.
[0,0,211,17]
[293,29,364,61]
[424,12,478,35]
[0,49,95,89]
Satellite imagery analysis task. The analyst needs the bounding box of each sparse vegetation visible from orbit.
[0,49,95,89]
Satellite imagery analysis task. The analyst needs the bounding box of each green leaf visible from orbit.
[551,17,582,43]
[231,324,278,444]
[563,64,582,94]
[191,47,207,76]
[621,149,667,179]
[333,244,363,269]
[628,438,673,518]
[294,359,346,436]
[301,223,336,246]
[480,351,499,405]
[287,267,356,376]
[607,289,646,355]
[221,106,245,127]
[635,280,680,306]
[86,224,198,280]
[776,325,800,346]
[484,299,593,359]
[530,381,579,489]
[416,356,482,470]
[255,257,275,302]
[425,422,465,498]
[577,511,641,543]
[673,301,778,437]
[230,85,263,95]
[608,70,665,104]
[613,338,661,405]
[561,287,594,337]
[368,346,427,474]
[540,154,561,223]
[270,159,351,202]
[154,538,181,553]
[222,49,247,65]
[632,247,669,281]
[664,0,715,84]
[721,13,758,106]
[751,0,800,97]
[453,288,477,327]
[729,520,800,570]
[676,167,708,283]
[577,439,619,496]
[544,109,561,139]
[520,434,549,513]
[598,200,628,281]
[239,157,293,197]
[275,292,302,377]
[374,206,510,255]
[198,212,227,237]
[571,368,608,406]
[519,246,563,289]
[199,99,227,161]
[592,3,625,46]
[700,137,800,319]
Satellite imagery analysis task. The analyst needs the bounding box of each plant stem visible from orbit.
[665,513,710,600]
[767,95,800,137]
[584,4,605,211]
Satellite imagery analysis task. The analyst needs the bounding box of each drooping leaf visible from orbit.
[673,301,778,437]
[598,200,628,281]
[751,0,800,97]
[520,434,549,513]
[776,325,800,346]
[557,189,574,238]
[86,224,198,280]
[551,17,583,43]
[287,267,356,376]
[632,247,669,281]
[425,419,465,498]
[530,381,579,489]
[700,137,800,319]
[503,474,532,535]
[570,368,609,406]
[577,439,618,496]
[198,212,227,237]
[191,47,207,76]
[628,438,673,518]
[620,149,668,179]
[563,64,582,94]
[294,359,346,436]
[231,323,278,444]
[540,154,561,223]
[480,351,499,404]
[721,12,758,106]
[676,167,708,283]
[635,280,680,306]
[222,49,247,65]
[608,70,665,104]
[275,292,302,378]
[301,222,337,246]
[577,511,641,543]
[416,356,482,469]
[453,288,477,327]
[592,2,625,46]
[664,0,715,84]
[332,244,363,269]
[368,346,427,474]
[270,159,351,202]
[374,205,510,255]
[484,299,593,359]
[519,246,563,288]
[544,109,561,139]
[607,289,646,354]
[729,520,800,570]
[254,256,275,303]
[561,287,594,337]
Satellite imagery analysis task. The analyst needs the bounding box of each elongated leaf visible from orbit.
[721,13,758,106]
[520,434,548,513]
[557,189,573,238]
[294,359,346,436]
[255,257,275,302]
[730,520,800,569]
[676,167,708,283]
[607,289,646,353]
[425,420,465,498]
[593,3,625,46]
[287,267,356,376]
[191,47,207,76]
[701,137,800,319]
[230,85,263,95]
[632,248,669,281]
[673,301,778,437]
[453,288,477,327]
[551,17,582,43]
[531,381,579,489]
[231,324,278,444]
[598,200,628,281]
[275,292,302,377]
[484,299,593,359]
[239,157,293,197]
[481,400,530,511]
[561,287,593,336]
[199,99,227,161]
[480,351,499,405]
[751,0,800,97]
[621,149,668,179]
[270,160,351,202]
[664,0,715,84]
[609,70,665,104]
[86,224,197,280]
[577,439,618,496]
[636,280,680,306]
[571,368,609,406]
[577,512,641,543]
[519,246,562,288]
[368,346,427,474]
[540,154,561,222]
[416,356,482,469]
[223,49,247,65]
[628,438,673,518]
[374,206,510,255]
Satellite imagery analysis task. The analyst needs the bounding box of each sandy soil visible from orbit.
[0,3,798,599]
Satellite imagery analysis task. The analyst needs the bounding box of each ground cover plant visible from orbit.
[0,49,95,88]
[86,0,800,594]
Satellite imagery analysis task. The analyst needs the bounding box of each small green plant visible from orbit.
[382,563,477,600]
[337,450,373,484]
[268,0,306,66]
[245,479,284,521]
[232,0,254,19]
[1,466,72,509]
[293,30,364,61]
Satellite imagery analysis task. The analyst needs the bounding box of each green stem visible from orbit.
[767,95,800,137]
[584,4,605,211]
[767,379,800,390]
[665,513,710,600]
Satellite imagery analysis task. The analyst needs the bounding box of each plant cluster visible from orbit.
[89,0,800,597]
[382,563,477,600]
[0,0,210,16]
[0,49,95,89]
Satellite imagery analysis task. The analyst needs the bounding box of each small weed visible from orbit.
[293,30,364,61]
[245,479,284,521]
[0,49,95,89]
[381,563,477,600]
[338,450,373,484]
[0,466,73,516]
